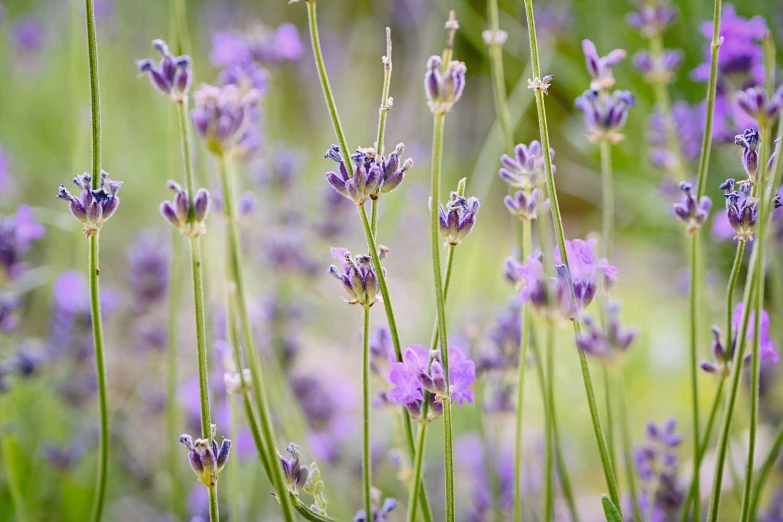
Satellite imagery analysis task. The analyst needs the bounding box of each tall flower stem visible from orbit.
[740,122,772,522]
[543,323,555,522]
[83,1,109,520]
[523,0,621,510]
[217,154,296,522]
[600,140,613,259]
[602,366,616,471]
[429,110,455,522]
[749,418,783,519]
[617,369,642,522]
[687,231,702,522]
[304,1,432,517]
[371,28,392,236]
[175,101,219,522]
[694,0,722,199]
[166,230,184,518]
[0,401,28,522]
[487,0,513,154]
[362,304,372,520]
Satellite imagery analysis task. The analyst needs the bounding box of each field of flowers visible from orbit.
[1,0,783,521]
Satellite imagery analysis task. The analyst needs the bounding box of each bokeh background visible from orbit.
[1,0,783,520]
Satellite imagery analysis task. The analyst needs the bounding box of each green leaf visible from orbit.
[602,494,623,522]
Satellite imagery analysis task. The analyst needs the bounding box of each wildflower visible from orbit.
[527,74,554,94]
[191,84,260,156]
[0,205,45,282]
[626,0,678,37]
[735,128,761,181]
[504,189,541,221]
[180,426,231,487]
[136,39,192,103]
[554,238,618,311]
[672,182,711,234]
[735,86,783,127]
[56,171,122,238]
[581,39,626,91]
[575,303,637,361]
[324,144,412,205]
[691,4,767,88]
[575,89,636,143]
[633,49,683,85]
[438,191,480,245]
[327,248,381,307]
[719,178,778,242]
[503,255,524,286]
[499,141,555,190]
[634,419,684,521]
[516,256,572,321]
[456,435,517,519]
[424,56,467,114]
[648,102,702,170]
[700,304,779,375]
[279,442,309,495]
[481,29,508,46]
[160,181,211,237]
[126,234,169,310]
[353,488,397,522]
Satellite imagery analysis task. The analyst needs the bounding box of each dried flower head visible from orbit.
[137,39,192,103]
[527,74,554,94]
[56,171,122,238]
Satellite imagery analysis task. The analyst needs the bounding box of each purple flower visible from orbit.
[180,429,231,487]
[735,127,761,180]
[648,102,701,170]
[9,16,45,58]
[626,0,678,37]
[219,61,268,94]
[438,191,480,245]
[691,4,767,88]
[136,39,192,102]
[504,189,542,221]
[56,171,122,238]
[498,141,555,190]
[634,419,684,521]
[191,84,260,156]
[324,144,412,205]
[353,489,397,522]
[554,238,618,310]
[516,255,573,321]
[736,86,783,126]
[575,303,637,361]
[702,304,780,375]
[581,39,626,91]
[126,234,169,310]
[456,435,518,519]
[160,180,211,237]
[718,178,770,242]
[273,23,304,61]
[672,182,711,233]
[327,247,380,307]
[424,56,467,114]
[575,89,636,143]
[210,31,251,68]
[733,303,778,364]
[279,442,309,494]
[633,49,683,85]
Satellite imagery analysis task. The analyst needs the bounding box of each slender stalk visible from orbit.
[429,110,455,522]
[227,396,241,521]
[166,231,184,518]
[371,28,392,238]
[0,402,28,522]
[617,369,642,522]
[362,305,372,520]
[688,232,702,522]
[599,140,613,259]
[407,245,456,522]
[217,154,296,522]
[602,365,616,472]
[487,0,513,153]
[306,0,349,167]
[513,219,532,522]
[523,0,621,510]
[171,0,191,55]
[694,0,722,199]
[749,418,783,519]
[543,323,555,522]
[83,1,109,520]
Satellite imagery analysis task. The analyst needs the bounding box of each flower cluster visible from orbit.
[633,48,683,85]
[180,426,231,487]
[581,39,626,91]
[424,55,467,114]
[575,89,636,144]
[575,303,637,361]
[626,0,678,38]
[700,302,779,375]
[0,205,44,283]
[647,102,702,172]
[437,191,480,245]
[327,247,382,307]
[735,128,761,181]
[736,86,783,127]
[672,182,711,234]
[191,84,260,156]
[56,171,122,238]
[278,442,328,513]
[554,238,618,310]
[384,344,475,421]
[324,144,412,205]
[718,177,780,241]
[160,180,211,237]
[136,39,192,102]
[634,419,684,521]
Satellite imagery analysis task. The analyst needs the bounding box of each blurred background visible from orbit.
[0,0,783,520]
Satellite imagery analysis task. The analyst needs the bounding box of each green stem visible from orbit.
[306,0,349,167]
[487,0,513,153]
[694,0,722,200]
[166,231,184,518]
[513,219,532,522]
[84,1,108,520]
[362,304,372,520]
[617,369,642,522]
[602,365,616,473]
[599,140,613,259]
[217,154,296,522]
[0,401,28,522]
[523,0,621,510]
[688,231,702,522]
[171,0,192,55]
[227,394,241,521]
[749,418,783,519]
[375,27,392,159]
[543,323,555,522]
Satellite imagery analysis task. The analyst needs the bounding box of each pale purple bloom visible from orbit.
[626,0,678,37]
[191,84,260,155]
[736,86,783,124]
[633,48,683,84]
[634,419,684,521]
[438,191,480,245]
[575,89,636,143]
[126,234,169,310]
[581,39,627,91]
[136,39,192,102]
[576,303,637,360]
[273,23,304,61]
[10,16,45,58]
[498,141,555,190]
[648,102,701,170]
[554,238,618,310]
[733,303,778,364]
[210,30,252,68]
[672,182,711,233]
[327,247,380,307]
[456,434,517,519]
[0,205,44,280]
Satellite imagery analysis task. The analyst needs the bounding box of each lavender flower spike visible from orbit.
[633,49,683,85]
[327,247,381,307]
[672,182,711,234]
[719,178,764,242]
[504,189,541,221]
[56,171,122,238]
[136,38,192,103]
[575,89,636,143]
[626,0,678,38]
[554,238,618,312]
[701,304,779,374]
[634,419,684,520]
[575,302,637,361]
[324,145,412,205]
[498,140,555,190]
[160,180,211,237]
[424,55,467,114]
[438,191,480,245]
[735,128,761,181]
[582,39,627,91]
[191,84,260,156]
[736,86,783,127]
[180,425,231,487]
[279,442,309,495]
[353,488,397,522]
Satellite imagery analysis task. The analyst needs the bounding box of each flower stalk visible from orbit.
[362,304,372,520]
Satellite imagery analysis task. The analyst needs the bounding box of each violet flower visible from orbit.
[279,442,310,495]
[516,256,573,321]
[327,248,381,307]
[634,419,684,521]
[438,191,480,245]
[736,86,783,127]
[554,238,619,311]
[9,16,45,60]
[701,303,779,375]
[672,182,711,234]
[191,84,260,156]
[498,141,555,190]
[575,89,636,143]
[626,0,678,38]
[424,55,467,114]
[735,128,761,181]
[136,39,192,103]
[324,144,412,205]
[0,205,45,281]
[633,49,683,85]
[353,488,396,522]
[581,39,626,91]
[56,171,122,238]
[160,180,211,238]
[648,102,702,170]
[180,426,231,487]
[126,234,169,311]
[718,178,780,242]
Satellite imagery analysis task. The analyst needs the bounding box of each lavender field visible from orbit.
[1,0,782,520]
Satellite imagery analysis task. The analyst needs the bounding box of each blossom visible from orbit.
[498,141,555,190]
[701,303,779,375]
[424,56,467,114]
[554,238,618,311]
[160,180,211,237]
[672,182,711,234]
[191,84,260,156]
[575,89,636,143]
[633,49,683,85]
[438,191,480,245]
[634,419,684,521]
[56,171,122,238]
[575,303,637,361]
[327,248,380,307]
[733,303,778,364]
[648,101,701,170]
[136,39,192,102]
[180,427,231,487]
[324,144,412,205]
[581,39,626,91]
[626,0,678,38]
